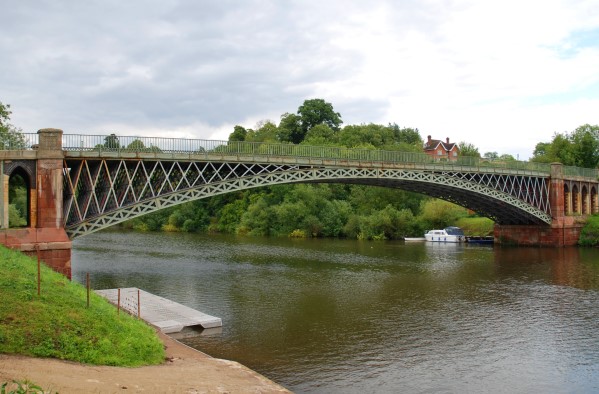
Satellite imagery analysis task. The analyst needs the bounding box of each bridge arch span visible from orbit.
[64,161,552,238]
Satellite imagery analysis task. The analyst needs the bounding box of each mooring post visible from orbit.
[36,244,41,296]
[86,273,90,308]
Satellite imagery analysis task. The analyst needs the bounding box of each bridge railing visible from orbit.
[0,132,38,150]
[8,132,596,177]
[564,165,599,179]
[58,133,558,174]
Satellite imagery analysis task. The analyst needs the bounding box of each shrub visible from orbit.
[579,215,599,246]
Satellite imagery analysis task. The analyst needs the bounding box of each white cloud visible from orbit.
[1,0,598,160]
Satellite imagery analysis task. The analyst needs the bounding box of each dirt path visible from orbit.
[0,332,291,393]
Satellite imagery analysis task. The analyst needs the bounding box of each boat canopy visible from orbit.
[444,226,465,236]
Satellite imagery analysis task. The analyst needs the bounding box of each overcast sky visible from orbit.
[2,0,598,159]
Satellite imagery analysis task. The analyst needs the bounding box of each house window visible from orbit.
[437,150,442,155]
[453,151,457,156]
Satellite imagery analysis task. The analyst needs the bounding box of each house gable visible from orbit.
[423,135,460,160]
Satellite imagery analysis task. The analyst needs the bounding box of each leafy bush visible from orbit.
[579,215,599,246]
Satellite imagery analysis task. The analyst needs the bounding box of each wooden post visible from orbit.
[86,273,90,308]
[117,288,121,316]
[36,245,41,296]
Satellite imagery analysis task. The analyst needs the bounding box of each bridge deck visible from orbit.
[95,287,222,333]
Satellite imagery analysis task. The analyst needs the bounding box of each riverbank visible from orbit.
[0,245,290,392]
[0,329,291,393]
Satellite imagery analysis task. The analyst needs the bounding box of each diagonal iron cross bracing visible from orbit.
[63,153,552,238]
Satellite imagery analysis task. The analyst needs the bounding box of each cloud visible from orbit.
[1,0,598,159]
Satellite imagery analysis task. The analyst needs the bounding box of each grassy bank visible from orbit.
[456,217,495,236]
[0,246,164,367]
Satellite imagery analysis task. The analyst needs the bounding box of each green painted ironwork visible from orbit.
[63,157,554,238]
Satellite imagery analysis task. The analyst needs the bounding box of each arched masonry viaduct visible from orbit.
[1,129,598,278]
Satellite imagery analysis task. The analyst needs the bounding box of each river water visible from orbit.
[72,230,599,393]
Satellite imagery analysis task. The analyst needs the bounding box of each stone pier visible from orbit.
[494,163,593,246]
[0,129,72,277]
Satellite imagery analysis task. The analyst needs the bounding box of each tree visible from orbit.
[297,98,342,135]
[104,134,120,149]
[245,120,278,142]
[458,142,480,157]
[127,139,146,150]
[229,125,248,142]
[277,113,303,143]
[338,124,394,148]
[303,124,336,145]
[570,124,599,168]
[483,152,499,160]
[0,101,27,149]
[418,199,468,230]
[530,125,599,168]
[388,124,422,146]
[499,154,516,161]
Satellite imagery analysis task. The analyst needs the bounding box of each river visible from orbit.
[72,230,599,393]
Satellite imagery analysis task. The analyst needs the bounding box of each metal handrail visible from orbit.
[59,133,554,174]
[4,132,599,178]
[563,165,599,179]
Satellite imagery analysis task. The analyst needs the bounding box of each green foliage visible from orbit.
[128,99,507,240]
[338,124,392,148]
[0,101,27,150]
[103,133,120,149]
[229,125,248,142]
[245,120,278,142]
[0,246,165,366]
[532,124,599,168]
[455,216,495,236]
[579,215,599,246]
[1,380,47,394]
[298,98,343,134]
[277,113,304,144]
[418,199,469,230]
[8,205,27,228]
[483,151,499,160]
[458,142,481,158]
[350,205,419,240]
[388,124,422,145]
[125,139,162,153]
[289,229,307,238]
[8,175,28,227]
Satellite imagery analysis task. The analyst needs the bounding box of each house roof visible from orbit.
[423,137,459,152]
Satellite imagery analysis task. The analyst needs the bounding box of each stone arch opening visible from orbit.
[592,186,598,214]
[572,184,580,214]
[8,167,31,227]
[582,185,589,214]
[564,184,571,214]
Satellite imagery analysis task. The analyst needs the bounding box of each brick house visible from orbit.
[423,135,459,161]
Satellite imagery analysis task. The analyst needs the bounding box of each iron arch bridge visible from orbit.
[62,135,557,239]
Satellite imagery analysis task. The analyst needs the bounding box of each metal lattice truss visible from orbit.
[63,159,552,238]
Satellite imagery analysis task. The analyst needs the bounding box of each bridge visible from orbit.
[1,129,598,277]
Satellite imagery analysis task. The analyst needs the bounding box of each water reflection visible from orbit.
[72,231,599,393]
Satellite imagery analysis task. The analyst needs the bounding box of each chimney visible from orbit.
[427,135,432,143]
[446,137,450,144]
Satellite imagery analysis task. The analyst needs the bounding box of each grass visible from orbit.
[0,246,165,367]
[456,217,495,236]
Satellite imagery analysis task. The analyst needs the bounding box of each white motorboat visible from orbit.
[424,227,465,243]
